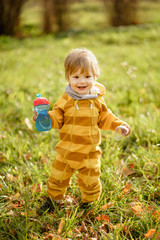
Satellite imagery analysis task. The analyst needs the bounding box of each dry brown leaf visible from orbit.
[144,229,156,238]
[57,217,65,234]
[122,183,132,194]
[24,153,32,161]
[6,174,17,182]
[122,167,134,176]
[100,202,114,210]
[130,202,143,216]
[80,221,87,233]
[95,214,110,222]
[31,183,42,193]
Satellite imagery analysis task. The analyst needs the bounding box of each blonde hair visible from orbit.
[64,48,100,81]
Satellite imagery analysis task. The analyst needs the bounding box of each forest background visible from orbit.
[0,0,160,239]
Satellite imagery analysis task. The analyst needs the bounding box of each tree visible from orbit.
[42,0,71,33]
[102,0,139,27]
[0,0,27,36]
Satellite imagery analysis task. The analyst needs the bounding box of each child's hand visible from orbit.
[33,111,38,122]
[121,125,131,136]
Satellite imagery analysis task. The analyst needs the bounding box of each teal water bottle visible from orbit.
[33,94,52,131]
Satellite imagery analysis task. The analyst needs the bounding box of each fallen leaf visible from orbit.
[130,202,143,216]
[31,183,42,193]
[100,202,114,210]
[122,183,132,194]
[122,167,134,176]
[24,153,32,161]
[6,174,17,182]
[57,217,65,234]
[0,184,2,188]
[95,214,110,222]
[144,229,156,238]
[127,162,136,168]
[119,183,132,198]
[80,221,87,233]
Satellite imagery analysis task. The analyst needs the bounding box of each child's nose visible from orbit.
[80,77,85,83]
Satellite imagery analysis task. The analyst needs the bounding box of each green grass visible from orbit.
[0,0,160,239]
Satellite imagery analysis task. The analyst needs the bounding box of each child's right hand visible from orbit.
[33,111,38,122]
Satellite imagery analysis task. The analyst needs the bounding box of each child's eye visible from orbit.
[86,76,91,78]
[73,76,79,79]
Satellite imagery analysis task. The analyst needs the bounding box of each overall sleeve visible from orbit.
[48,95,66,129]
[98,98,127,131]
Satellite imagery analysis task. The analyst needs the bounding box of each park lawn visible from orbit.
[0,1,160,239]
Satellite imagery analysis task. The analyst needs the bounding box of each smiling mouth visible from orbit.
[78,86,87,89]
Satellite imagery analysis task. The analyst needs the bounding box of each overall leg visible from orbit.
[78,153,102,203]
[47,153,74,200]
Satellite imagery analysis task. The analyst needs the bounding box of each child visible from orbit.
[33,48,131,215]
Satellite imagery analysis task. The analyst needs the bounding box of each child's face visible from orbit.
[68,69,95,95]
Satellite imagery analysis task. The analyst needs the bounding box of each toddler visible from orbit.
[33,48,131,215]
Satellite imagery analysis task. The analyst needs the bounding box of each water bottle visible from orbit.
[33,94,52,131]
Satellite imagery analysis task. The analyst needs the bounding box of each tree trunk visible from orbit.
[102,0,139,27]
[0,0,27,35]
[42,0,71,33]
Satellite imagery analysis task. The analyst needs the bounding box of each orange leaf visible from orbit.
[95,214,110,222]
[31,183,42,193]
[57,217,65,234]
[122,183,131,194]
[130,202,143,216]
[100,202,114,210]
[122,167,134,176]
[0,184,2,188]
[144,229,156,238]
[24,153,31,161]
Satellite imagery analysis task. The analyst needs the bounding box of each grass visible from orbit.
[0,0,160,239]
